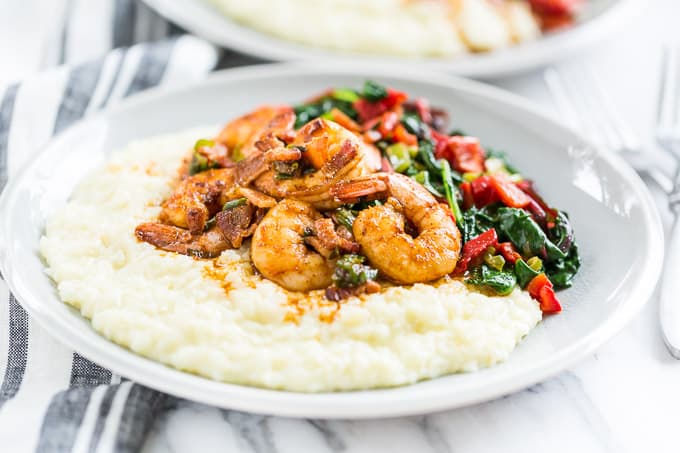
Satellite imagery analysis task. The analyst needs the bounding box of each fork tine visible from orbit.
[543,68,581,130]
[545,67,610,149]
[584,67,641,152]
[558,66,620,152]
[576,67,625,152]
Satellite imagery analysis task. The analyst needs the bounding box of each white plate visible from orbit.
[0,64,663,418]
[142,0,642,77]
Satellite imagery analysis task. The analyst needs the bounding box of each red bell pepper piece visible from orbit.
[431,129,450,156]
[526,273,562,313]
[497,242,522,265]
[454,228,498,275]
[378,111,399,137]
[528,0,582,16]
[489,176,531,208]
[354,98,387,123]
[435,136,486,174]
[539,13,575,30]
[393,124,418,146]
[460,182,474,210]
[354,88,408,123]
[470,175,499,208]
[384,88,408,109]
[414,97,432,125]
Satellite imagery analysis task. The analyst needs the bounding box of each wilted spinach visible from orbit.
[467,264,517,296]
[545,244,581,289]
[294,97,358,128]
[496,208,566,262]
[459,206,497,243]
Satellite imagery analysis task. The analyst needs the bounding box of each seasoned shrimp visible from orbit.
[160,168,235,234]
[135,223,230,259]
[250,200,335,292]
[331,173,461,284]
[254,118,381,210]
[216,106,294,159]
[160,148,279,235]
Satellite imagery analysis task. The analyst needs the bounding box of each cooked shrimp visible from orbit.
[216,106,294,159]
[135,223,230,259]
[254,118,381,210]
[331,172,461,284]
[250,199,335,291]
[160,147,278,234]
[159,168,235,234]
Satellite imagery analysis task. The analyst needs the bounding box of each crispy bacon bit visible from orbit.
[305,218,360,258]
[318,218,361,253]
[235,152,268,186]
[255,133,284,153]
[325,280,381,301]
[216,204,266,249]
[236,187,277,208]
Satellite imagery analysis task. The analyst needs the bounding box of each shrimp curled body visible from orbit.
[250,199,335,292]
[332,173,461,284]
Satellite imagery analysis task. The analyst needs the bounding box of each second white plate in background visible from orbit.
[142,0,642,77]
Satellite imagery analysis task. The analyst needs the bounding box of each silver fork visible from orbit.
[544,67,674,193]
[656,47,680,358]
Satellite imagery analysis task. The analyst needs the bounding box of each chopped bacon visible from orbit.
[325,280,381,301]
[306,218,360,258]
[216,204,257,248]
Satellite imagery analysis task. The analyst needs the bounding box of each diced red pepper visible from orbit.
[414,98,432,125]
[354,88,408,123]
[435,136,486,174]
[528,0,582,16]
[539,13,575,30]
[384,88,408,110]
[497,242,522,265]
[454,228,498,275]
[538,286,562,313]
[489,176,531,208]
[354,98,387,123]
[431,129,450,156]
[393,124,418,146]
[527,273,562,313]
[470,175,499,208]
[460,182,474,210]
[378,111,399,137]
[516,180,557,220]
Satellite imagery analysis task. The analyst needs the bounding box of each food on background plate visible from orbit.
[206,0,584,57]
[40,81,580,392]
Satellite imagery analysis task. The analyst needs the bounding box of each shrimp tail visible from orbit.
[330,174,388,204]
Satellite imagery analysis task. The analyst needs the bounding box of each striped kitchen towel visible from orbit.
[0,23,221,453]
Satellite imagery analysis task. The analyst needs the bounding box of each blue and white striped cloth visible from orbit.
[0,2,258,451]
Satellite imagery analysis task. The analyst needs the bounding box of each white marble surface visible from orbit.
[3,1,679,452]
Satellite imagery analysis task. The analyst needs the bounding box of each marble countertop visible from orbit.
[3,1,679,452]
